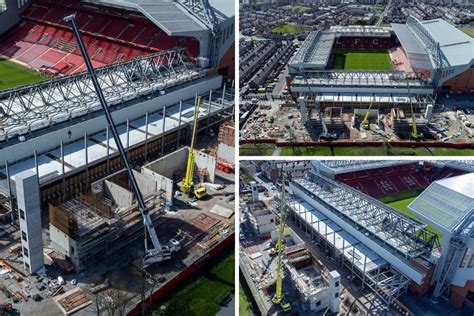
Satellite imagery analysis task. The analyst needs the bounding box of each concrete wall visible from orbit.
[134,170,157,197]
[50,225,72,258]
[142,147,189,205]
[0,0,31,35]
[195,150,216,183]
[217,143,235,166]
[142,146,216,203]
[141,167,174,205]
[15,170,44,274]
[104,180,133,208]
[0,76,222,165]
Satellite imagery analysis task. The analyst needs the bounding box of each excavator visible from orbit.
[180,96,207,199]
[272,172,291,312]
[65,15,179,266]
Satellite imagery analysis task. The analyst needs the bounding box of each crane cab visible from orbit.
[194,186,207,199]
[281,297,292,312]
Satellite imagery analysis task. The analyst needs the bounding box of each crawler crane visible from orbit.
[65,15,178,266]
[180,96,207,199]
[272,172,291,312]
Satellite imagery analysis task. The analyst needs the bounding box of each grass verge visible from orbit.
[153,248,234,316]
[459,26,474,38]
[271,24,307,34]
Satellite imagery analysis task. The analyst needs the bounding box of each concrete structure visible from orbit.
[289,171,441,309]
[260,161,312,182]
[246,201,276,237]
[0,0,31,35]
[250,181,259,202]
[328,270,341,313]
[15,171,44,274]
[142,146,216,205]
[49,169,165,271]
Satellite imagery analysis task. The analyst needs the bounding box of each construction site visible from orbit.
[0,98,235,315]
[240,17,474,154]
[0,0,235,314]
[240,160,474,316]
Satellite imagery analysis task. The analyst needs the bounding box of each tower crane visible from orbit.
[361,95,375,130]
[272,172,291,312]
[180,96,207,199]
[65,15,177,266]
[406,78,423,139]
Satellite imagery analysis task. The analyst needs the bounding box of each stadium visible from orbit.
[287,16,474,139]
[287,160,474,313]
[0,0,234,210]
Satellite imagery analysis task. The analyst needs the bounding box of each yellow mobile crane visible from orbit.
[406,79,423,139]
[361,96,375,130]
[272,172,291,312]
[180,96,207,199]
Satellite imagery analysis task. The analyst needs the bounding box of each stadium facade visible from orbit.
[294,161,474,311]
[289,16,474,95]
[0,0,234,207]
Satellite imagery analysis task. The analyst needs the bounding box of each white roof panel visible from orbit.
[409,173,474,233]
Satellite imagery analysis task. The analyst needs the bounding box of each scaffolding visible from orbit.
[49,187,165,271]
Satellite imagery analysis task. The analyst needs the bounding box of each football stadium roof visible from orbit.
[90,0,232,35]
[409,173,474,234]
[289,31,335,70]
[315,160,415,174]
[392,16,474,69]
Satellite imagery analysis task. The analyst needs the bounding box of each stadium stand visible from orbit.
[335,163,466,198]
[0,0,200,76]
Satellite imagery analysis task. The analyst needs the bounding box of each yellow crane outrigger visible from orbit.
[180,96,207,199]
[272,172,291,312]
[361,95,375,130]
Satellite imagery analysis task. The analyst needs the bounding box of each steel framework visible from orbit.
[407,16,450,87]
[0,48,201,141]
[319,160,415,174]
[293,172,438,260]
[287,197,411,311]
[445,160,474,173]
[292,70,432,89]
[433,213,474,300]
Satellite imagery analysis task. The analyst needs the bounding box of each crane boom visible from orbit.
[273,172,287,305]
[181,96,201,194]
[361,95,375,130]
[65,15,168,265]
[406,79,422,139]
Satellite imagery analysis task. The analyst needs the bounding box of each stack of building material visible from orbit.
[217,120,235,173]
[54,288,92,315]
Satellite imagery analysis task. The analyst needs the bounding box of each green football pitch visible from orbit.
[0,59,47,91]
[333,49,393,71]
[379,190,443,242]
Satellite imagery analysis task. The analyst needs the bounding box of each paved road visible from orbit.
[216,295,235,316]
